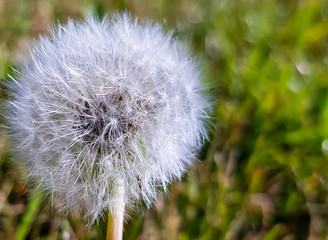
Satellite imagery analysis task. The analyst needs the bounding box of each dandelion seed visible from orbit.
[4,13,210,225]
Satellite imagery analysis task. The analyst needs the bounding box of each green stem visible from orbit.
[15,191,42,240]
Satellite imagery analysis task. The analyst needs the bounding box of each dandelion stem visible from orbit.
[106,212,114,240]
[106,191,125,240]
[106,182,125,240]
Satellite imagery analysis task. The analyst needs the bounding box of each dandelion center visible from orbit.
[73,90,151,150]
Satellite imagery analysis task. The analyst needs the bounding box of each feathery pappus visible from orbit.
[5,13,210,223]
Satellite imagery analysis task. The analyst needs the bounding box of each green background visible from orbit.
[1,0,328,239]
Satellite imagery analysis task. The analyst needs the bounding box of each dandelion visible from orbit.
[5,13,209,237]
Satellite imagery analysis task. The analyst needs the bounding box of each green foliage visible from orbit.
[1,0,328,239]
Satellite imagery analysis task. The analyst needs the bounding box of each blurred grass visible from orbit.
[1,0,328,239]
[15,192,42,240]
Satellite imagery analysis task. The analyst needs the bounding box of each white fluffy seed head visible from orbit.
[5,13,210,223]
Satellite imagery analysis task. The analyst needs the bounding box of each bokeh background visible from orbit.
[1,0,328,239]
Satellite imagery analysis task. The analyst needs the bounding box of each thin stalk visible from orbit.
[106,212,114,240]
[106,187,125,240]
[106,207,124,240]
[15,191,42,240]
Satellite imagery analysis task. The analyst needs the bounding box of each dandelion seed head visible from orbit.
[5,13,210,223]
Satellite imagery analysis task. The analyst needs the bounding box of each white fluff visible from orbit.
[5,13,209,223]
